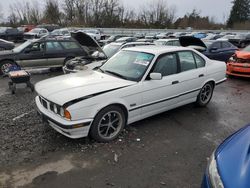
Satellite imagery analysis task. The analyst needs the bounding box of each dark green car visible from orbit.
[0,34,88,75]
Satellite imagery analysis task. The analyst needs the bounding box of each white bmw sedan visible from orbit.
[35,46,226,142]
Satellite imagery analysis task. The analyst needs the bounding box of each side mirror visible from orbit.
[150,73,162,80]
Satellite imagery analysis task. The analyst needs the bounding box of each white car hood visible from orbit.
[35,70,135,106]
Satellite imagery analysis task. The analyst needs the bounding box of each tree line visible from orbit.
[2,0,249,30]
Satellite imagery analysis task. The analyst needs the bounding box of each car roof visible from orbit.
[122,45,191,55]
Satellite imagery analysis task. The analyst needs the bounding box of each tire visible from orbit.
[0,60,15,75]
[240,42,245,48]
[196,82,214,107]
[90,105,126,142]
[63,57,74,66]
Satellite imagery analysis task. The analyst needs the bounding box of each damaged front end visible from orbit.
[63,32,107,74]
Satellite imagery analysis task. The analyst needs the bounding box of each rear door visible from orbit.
[177,51,206,102]
[44,41,66,66]
[221,41,236,61]
[207,41,223,61]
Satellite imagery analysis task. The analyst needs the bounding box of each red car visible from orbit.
[227,46,250,77]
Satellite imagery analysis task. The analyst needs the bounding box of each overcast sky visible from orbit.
[1,0,233,23]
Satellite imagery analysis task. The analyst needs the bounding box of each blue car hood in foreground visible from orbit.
[216,124,250,188]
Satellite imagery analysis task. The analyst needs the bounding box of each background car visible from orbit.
[51,28,71,36]
[229,33,250,48]
[81,29,103,41]
[99,35,126,46]
[203,40,238,62]
[202,124,250,188]
[116,37,137,43]
[0,33,88,75]
[0,39,15,51]
[179,36,238,62]
[154,39,181,46]
[0,27,24,42]
[23,28,49,40]
[227,45,250,77]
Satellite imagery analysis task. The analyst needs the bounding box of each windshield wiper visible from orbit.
[105,70,128,80]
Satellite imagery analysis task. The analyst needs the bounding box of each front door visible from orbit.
[17,42,47,68]
[141,53,182,117]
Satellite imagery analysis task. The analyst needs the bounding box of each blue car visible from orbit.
[179,36,238,62]
[202,124,250,188]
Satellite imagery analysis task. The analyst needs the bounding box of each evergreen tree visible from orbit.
[227,0,250,27]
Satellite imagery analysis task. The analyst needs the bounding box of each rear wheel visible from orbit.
[90,105,126,142]
[196,82,214,107]
[0,60,15,75]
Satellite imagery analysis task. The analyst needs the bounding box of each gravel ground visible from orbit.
[0,72,250,188]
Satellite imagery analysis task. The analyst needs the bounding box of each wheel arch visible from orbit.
[202,79,216,89]
[96,103,129,124]
[0,59,17,65]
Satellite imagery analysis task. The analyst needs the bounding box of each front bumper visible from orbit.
[36,96,93,139]
[227,63,250,77]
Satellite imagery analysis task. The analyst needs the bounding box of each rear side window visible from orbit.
[211,42,221,49]
[193,53,205,68]
[153,53,178,76]
[46,41,63,51]
[61,41,80,49]
[222,42,231,48]
[178,51,196,72]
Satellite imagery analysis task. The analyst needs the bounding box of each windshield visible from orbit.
[13,41,32,53]
[103,44,121,58]
[29,28,41,34]
[100,50,154,82]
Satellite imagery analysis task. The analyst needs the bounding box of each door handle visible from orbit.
[172,81,179,85]
[199,74,204,78]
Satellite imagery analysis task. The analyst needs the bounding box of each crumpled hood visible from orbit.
[235,50,250,59]
[215,125,250,188]
[35,70,134,106]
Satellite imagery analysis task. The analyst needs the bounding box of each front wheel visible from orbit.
[196,82,214,107]
[90,106,126,142]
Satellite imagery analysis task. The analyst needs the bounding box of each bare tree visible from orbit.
[44,0,62,24]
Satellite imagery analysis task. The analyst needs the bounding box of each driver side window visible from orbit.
[29,42,43,51]
[152,53,178,77]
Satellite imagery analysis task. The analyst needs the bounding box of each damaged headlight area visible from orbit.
[39,96,71,120]
[208,153,224,188]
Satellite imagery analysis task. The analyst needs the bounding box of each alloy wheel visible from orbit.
[97,111,123,139]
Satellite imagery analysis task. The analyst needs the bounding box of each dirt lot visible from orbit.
[0,71,250,188]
